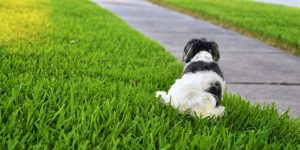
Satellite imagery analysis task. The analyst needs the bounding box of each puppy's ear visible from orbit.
[208,41,220,61]
[182,39,197,63]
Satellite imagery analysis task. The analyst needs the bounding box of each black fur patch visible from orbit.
[183,61,224,79]
[205,82,222,107]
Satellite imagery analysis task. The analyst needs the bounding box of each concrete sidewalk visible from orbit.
[95,0,300,117]
[256,0,300,7]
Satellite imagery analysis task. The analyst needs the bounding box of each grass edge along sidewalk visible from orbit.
[0,0,300,149]
[151,0,300,56]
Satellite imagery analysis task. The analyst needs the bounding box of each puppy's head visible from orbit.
[182,38,220,63]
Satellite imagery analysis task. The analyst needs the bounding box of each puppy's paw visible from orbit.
[155,91,166,98]
[156,91,171,104]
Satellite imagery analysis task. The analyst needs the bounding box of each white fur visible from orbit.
[156,51,226,117]
[191,51,213,62]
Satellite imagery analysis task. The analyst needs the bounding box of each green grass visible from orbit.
[151,0,300,56]
[0,0,300,149]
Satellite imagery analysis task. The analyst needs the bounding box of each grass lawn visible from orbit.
[151,0,300,56]
[0,0,300,149]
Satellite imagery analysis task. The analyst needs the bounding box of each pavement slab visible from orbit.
[95,0,300,117]
[256,0,300,7]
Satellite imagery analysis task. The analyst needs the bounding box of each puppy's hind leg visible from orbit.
[190,94,224,117]
[156,91,171,103]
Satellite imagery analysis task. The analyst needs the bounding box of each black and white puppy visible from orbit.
[156,38,225,117]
